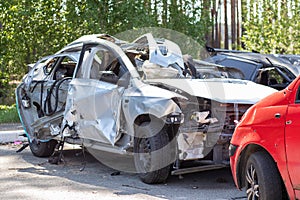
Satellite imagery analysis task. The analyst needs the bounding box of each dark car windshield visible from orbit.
[211,57,258,80]
[194,61,245,79]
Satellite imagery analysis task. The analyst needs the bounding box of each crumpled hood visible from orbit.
[148,78,278,104]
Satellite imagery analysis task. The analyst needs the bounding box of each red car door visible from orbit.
[285,84,300,197]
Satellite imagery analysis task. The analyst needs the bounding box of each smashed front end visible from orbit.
[176,98,250,163]
[147,80,255,174]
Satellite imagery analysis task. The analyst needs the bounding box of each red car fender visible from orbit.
[231,110,295,198]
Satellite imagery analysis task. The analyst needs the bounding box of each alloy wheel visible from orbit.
[246,164,259,200]
[138,137,152,172]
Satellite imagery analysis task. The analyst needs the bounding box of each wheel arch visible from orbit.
[236,144,288,198]
[133,113,180,141]
[237,144,275,187]
[133,113,179,184]
[236,144,263,188]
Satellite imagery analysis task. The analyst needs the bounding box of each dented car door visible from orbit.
[63,44,128,144]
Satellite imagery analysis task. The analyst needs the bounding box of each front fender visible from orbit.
[122,83,183,135]
[232,125,287,190]
[123,96,181,134]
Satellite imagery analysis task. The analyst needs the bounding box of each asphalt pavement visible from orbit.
[0,124,246,200]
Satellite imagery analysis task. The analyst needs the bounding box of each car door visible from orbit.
[285,80,300,197]
[65,44,129,145]
[26,54,78,117]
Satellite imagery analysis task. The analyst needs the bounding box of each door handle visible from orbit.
[286,120,292,125]
[274,113,281,118]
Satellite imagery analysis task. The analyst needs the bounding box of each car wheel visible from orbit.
[29,139,57,157]
[134,121,174,184]
[245,151,282,200]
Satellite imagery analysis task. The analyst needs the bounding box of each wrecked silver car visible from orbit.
[16,33,277,183]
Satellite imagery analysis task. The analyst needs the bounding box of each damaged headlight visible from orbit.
[229,143,238,157]
[190,111,218,124]
[165,113,184,124]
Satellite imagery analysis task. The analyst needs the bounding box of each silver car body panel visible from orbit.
[136,33,185,69]
[62,78,183,145]
[148,78,277,104]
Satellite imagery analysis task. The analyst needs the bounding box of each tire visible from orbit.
[29,139,57,157]
[134,122,175,184]
[245,151,283,200]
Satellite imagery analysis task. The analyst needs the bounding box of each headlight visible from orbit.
[165,113,184,124]
[229,143,238,157]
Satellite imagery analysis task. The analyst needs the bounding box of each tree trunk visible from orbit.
[224,0,229,49]
[162,0,168,26]
[237,0,241,47]
[231,0,236,49]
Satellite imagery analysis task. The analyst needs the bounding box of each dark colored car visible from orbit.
[205,49,299,90]
[274,54,300,66]
[229,75,300,199]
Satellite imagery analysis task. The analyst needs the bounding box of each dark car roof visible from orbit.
[220,52,293,69]
[206,48,300,76]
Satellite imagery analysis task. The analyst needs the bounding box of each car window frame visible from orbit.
[295,86,300,104]
[75,43,130,83]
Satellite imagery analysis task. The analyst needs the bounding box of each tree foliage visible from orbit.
[241,0,300,54]
[0,0,211,104]
[1,0,299,104]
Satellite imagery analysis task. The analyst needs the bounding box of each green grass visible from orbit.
[0,104,20,123]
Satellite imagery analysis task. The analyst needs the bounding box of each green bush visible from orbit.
[0,104,20,123]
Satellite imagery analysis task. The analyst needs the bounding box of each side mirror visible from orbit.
[117,72,130,88]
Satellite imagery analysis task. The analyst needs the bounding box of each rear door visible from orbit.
[26,54,78,117]
[285,80,300,196]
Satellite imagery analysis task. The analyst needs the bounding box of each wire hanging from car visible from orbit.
[43,77,72,116]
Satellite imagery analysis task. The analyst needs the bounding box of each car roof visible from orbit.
[220,52,285,66]
[68,34,128,46]
[211,52,299,76]
[57,34,128,54]
[206,47,300,75]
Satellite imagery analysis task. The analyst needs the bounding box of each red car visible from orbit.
[230,76,300,199]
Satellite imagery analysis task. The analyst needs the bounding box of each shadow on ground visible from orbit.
[0,144,246,200]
